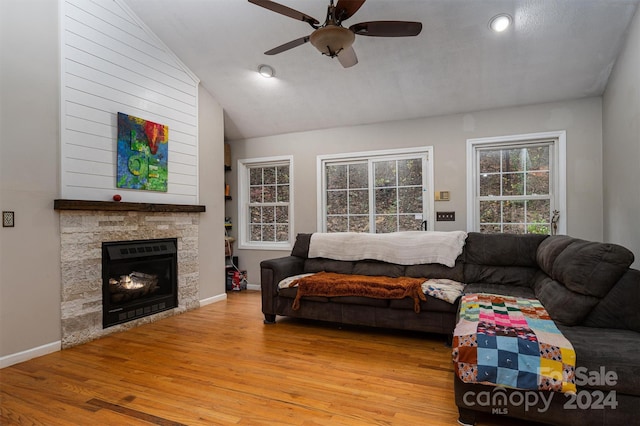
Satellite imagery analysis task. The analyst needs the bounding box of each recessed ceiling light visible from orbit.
[258,64,275,78]
[489,14,512,33]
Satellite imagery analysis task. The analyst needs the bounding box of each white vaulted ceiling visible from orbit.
[123,0,639,141]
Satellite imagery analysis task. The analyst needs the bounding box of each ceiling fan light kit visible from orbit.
[248,0,422,68]
[310,25,355,57]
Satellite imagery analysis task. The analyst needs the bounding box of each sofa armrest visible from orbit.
[260,256,305,319]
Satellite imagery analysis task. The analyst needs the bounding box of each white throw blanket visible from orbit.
[308,231,467,267]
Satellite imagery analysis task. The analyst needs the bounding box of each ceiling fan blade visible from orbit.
[248,0,319,26]
[350,21,422,37]
[335,0,366,22]
[337,46,358,68]
[265,35,311,55]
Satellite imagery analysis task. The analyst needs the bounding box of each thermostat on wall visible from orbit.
[435,191,450,201]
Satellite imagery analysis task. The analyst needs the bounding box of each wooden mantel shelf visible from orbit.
[54,199,206,213]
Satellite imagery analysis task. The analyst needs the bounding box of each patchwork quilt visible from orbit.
[452,293,577,393]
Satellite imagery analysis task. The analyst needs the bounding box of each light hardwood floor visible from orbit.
[1,291,539,425]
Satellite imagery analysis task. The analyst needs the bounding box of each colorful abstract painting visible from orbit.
[117,112,168,192]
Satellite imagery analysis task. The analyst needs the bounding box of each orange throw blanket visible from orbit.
[289,272,427,313]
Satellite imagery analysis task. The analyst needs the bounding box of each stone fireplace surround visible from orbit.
[55,200,205,348]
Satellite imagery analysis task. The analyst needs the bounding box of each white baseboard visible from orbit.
[199,292,227,307]
[247,283,260,291]
[1,341,61,369]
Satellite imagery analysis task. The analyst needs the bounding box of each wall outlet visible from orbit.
[436,211,455,221]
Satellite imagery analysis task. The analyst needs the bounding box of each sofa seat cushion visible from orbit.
[279,285,392,307]
[389,295,458,313]
[329,296,389,308]
[463,283,536,299]
[278,287,328,303]
[558,325,640,396]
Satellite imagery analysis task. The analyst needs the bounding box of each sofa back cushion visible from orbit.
[536,236,635,298]
[304,258,354,274]
[463,232,548,286]
[353,261,405,277]
[405,260,464,282]
[531,272,601,326]
[534,236,635,326]
[291,233,313,258]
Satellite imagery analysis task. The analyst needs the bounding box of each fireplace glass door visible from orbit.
[102,238,178,328]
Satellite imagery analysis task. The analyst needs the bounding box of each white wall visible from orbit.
[0,0,62,359]
[0,0,225,362]
[61,0,200,204]
[198,86,226,301]
[228,97,605,285]
[603,7,640,269]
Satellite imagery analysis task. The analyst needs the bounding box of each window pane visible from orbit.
[327,216,348,232]
[250,168,262,185]
[526,171,549,195]
[250,186,263,203]
[275,206,288,223]
[503,200,525,223]
[398,159,422,186]
[276,185,289,202]
[527,146,549,171]
[480,224,502,233]
[375,215,396,233]
[349,216,369,232]
[277,165,290,184]
[374,161,396,187]
[480,174,501,196]
[503,224,526,234]
[276,224,288,242]
[262,206,274,223]
[250,206,261,224]
[263,167,276,185]
[263,224,275,241]
[398,187,422,213]
[327,165,347,189]
[502,149,524,172]
[375,188,397,214]
[250,225,262,241]
[263,185,276,203]
[399,215,421,231]
[479,151,501,173]
[502,173,524,196]
[526,199,550,226]
[479,200,501,223]
[327,191,347,215]
[349,190,368,215]
[349,163,368,188]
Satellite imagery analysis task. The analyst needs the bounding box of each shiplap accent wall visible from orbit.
[61,0,200,204]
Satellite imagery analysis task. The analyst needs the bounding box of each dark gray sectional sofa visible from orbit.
[260,232,640,426]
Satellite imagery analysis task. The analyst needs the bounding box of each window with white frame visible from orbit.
[318,147,434,233]
[238,156,293,250]
[466,131,566,235]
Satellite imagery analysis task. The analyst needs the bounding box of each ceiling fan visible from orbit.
[248,0,422,68]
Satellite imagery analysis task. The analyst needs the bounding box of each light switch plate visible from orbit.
[436,211,455,221]
[3,211,15,227]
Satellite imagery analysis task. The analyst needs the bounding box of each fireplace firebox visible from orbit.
[102,238,178,328]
